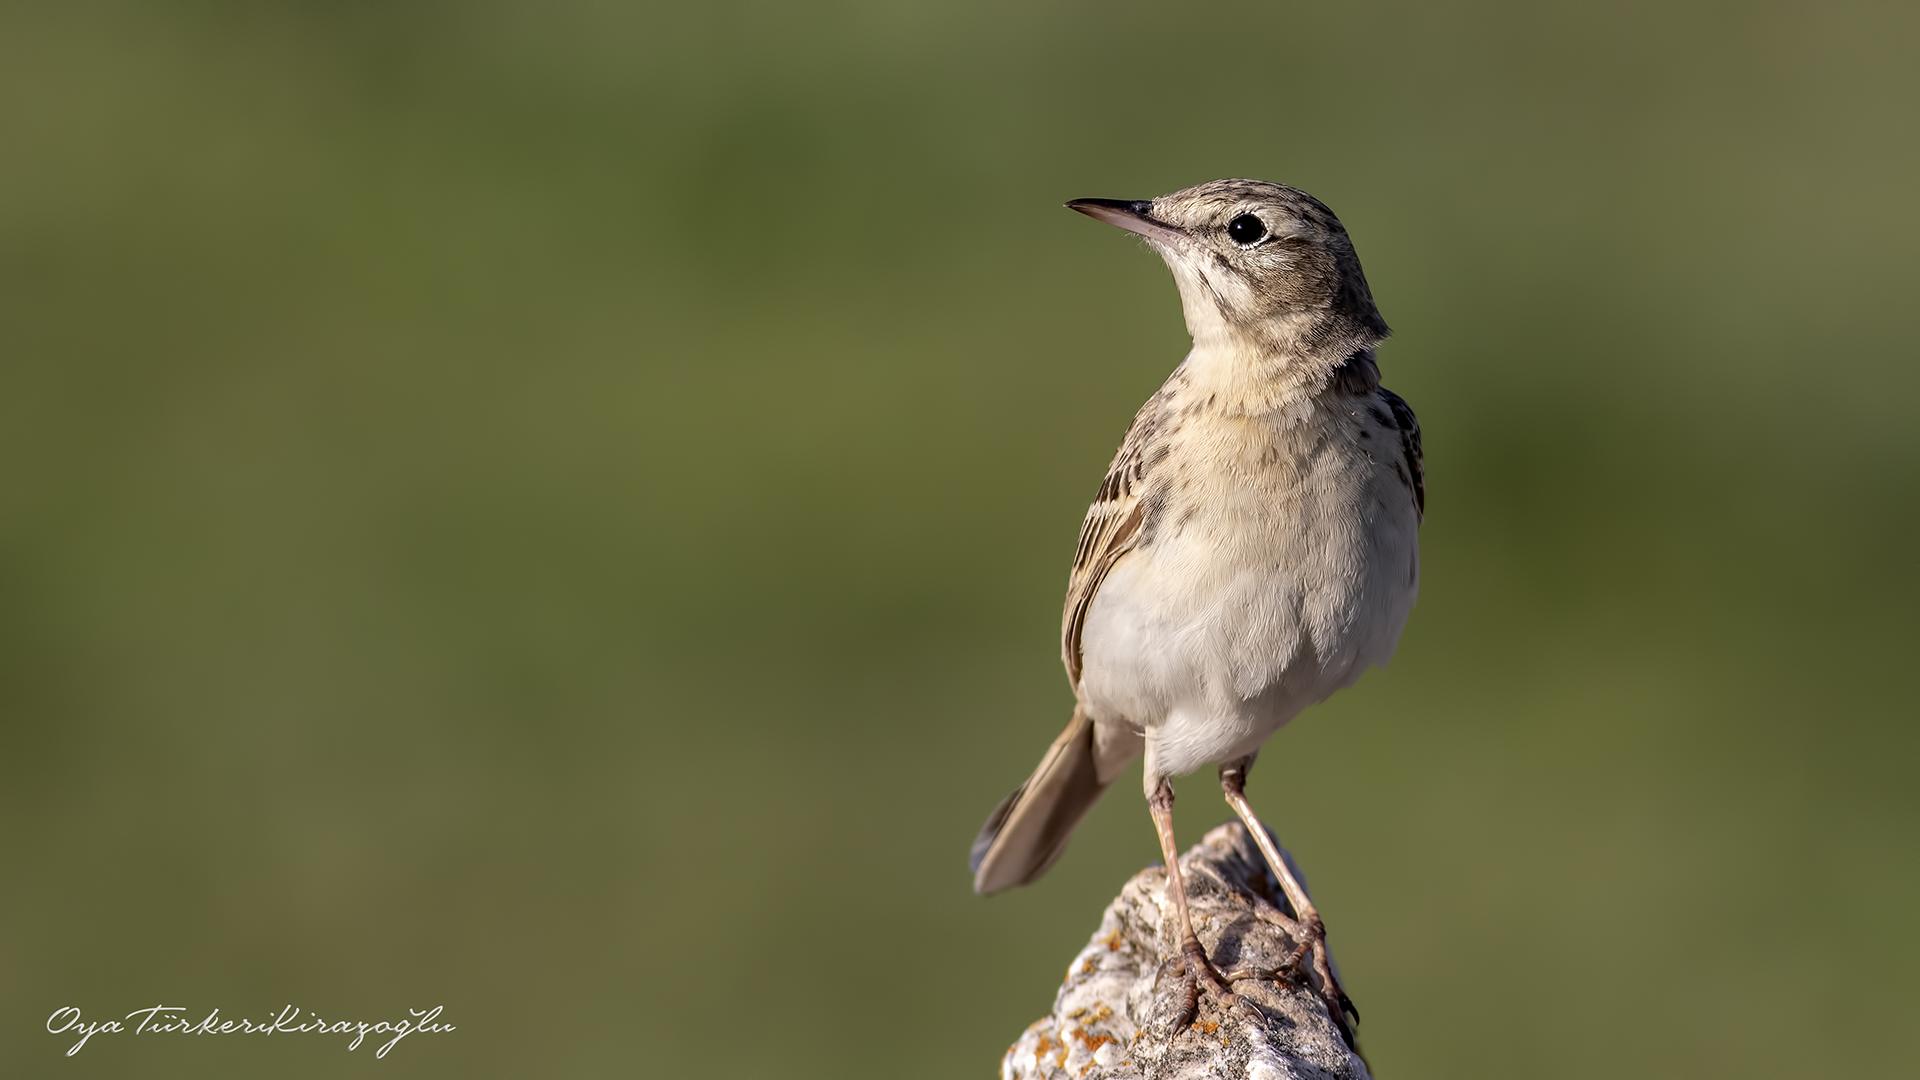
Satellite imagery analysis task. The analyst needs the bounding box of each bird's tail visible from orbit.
[971,706,1117,894]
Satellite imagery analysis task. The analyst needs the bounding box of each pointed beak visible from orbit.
[1066,198,1190,248]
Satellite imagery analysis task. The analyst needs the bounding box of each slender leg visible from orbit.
[1147,776,1252,1028]
[1218,758,1359,1045]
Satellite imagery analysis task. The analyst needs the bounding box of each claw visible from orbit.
[1171,970,1201,1030]
[1167,936,1262,1029]
[1289,931,1359,1052]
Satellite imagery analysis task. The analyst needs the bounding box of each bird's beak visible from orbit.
[1066,198,1190,248]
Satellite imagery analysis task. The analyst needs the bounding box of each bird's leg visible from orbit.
[1218,759,1359,1044]
[1147,777,1254,1029]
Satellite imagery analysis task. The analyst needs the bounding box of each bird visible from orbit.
[969,179,1422,1043]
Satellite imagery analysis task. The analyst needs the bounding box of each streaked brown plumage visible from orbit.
[971,180,1424,1048]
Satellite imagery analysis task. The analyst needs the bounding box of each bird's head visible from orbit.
[1069,179,1389,367]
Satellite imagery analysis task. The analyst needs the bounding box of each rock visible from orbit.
[999,821,1370,1080]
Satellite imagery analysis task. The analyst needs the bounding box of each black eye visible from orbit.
[1227,213,1268,245]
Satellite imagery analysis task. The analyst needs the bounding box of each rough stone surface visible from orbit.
[1000,822,1370,1080]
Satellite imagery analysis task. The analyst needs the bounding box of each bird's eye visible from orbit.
[1227,214,1268,245]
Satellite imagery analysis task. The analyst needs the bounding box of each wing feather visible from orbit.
[1379,387,1424,521]
[1061,399,1164,686]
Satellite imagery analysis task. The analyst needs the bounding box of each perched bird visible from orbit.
[970,179,1423,1042]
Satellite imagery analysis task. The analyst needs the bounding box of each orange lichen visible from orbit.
[1069,1028,1118,1054]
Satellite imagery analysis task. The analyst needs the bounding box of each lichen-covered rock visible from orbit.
[1000,822,1370,1080]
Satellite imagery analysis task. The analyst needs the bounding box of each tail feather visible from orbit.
[971,707,1111,894]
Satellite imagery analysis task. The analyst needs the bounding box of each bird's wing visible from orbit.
[1379,387,1424,521]
[1061,398,1164,687]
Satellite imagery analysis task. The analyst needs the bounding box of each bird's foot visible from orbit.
[1159,935,1263,1031]
[1252,907,1359,1046]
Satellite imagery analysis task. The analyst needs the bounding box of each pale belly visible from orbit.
[1076,433,1419,783]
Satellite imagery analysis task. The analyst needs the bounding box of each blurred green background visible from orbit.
[2,0,1915,1076]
